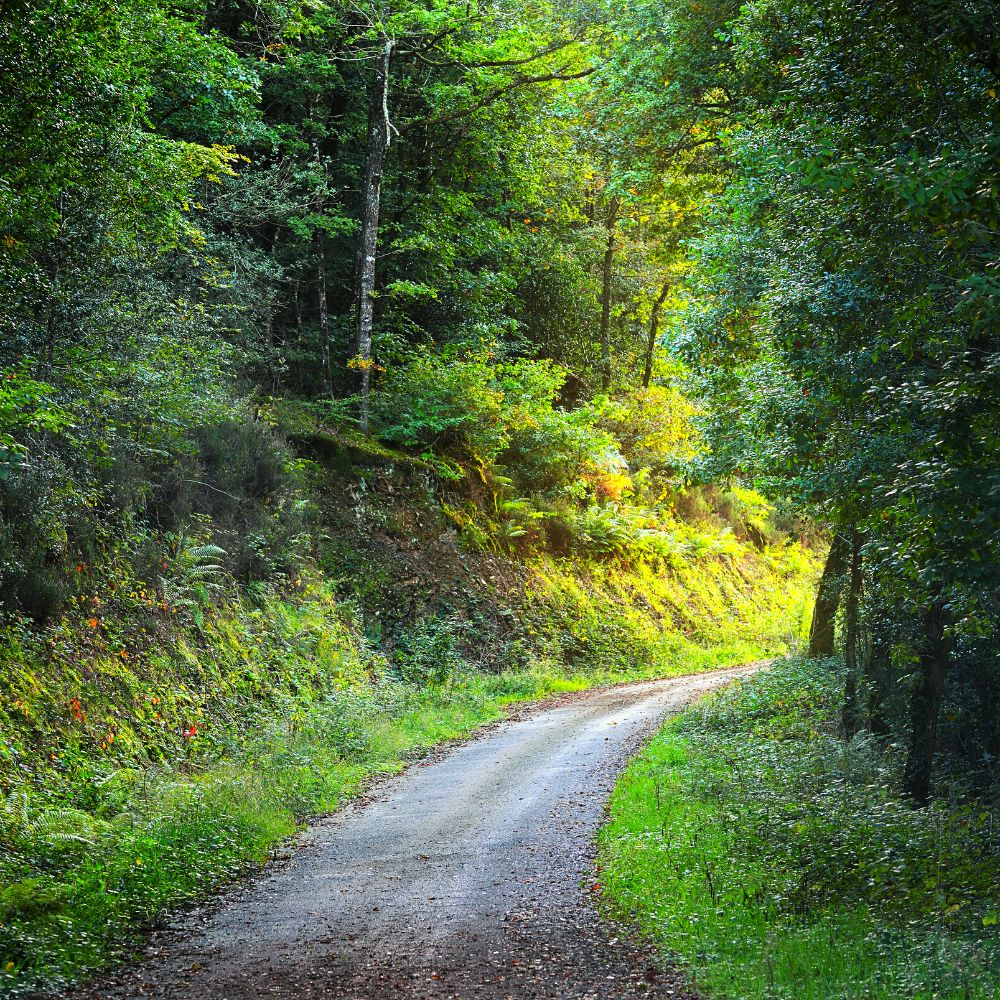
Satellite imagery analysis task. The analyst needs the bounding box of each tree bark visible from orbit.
[904,593,950,804]
[264,227,281,394]
[316,228,333,398]
[808,529,851,657]
[642,282,670,389]
[864,627,891,736]
[294,278,303,345]
[841,530,864,737]
[356,38,395,434]
[598,197,620,392]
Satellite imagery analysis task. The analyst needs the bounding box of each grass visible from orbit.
[0,669,588,995]
[0,640,797,997]
[599,658,1000,999]
[0,648,766,998]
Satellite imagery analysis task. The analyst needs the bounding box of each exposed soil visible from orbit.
[64,667,756,1000]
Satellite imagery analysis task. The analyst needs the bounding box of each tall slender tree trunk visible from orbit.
[356,38,394,434]
[864,642,891,736]
[808,529,851,657]
[642,282,670,389]
[841,530,864,737]
[598,197,620,392]
[264,228,281,392]
[904,592,950,804]
[316,228,332,398]
[294,278,303,345]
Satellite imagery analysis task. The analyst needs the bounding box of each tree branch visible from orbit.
[400,65,595,134]
[409,38,578,70]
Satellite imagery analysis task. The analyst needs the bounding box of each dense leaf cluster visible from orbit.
[0,0,714,624]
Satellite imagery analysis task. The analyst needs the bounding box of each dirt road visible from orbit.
[71,667,755,1000]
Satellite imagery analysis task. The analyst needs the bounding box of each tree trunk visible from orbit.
[294,278,303,345]
[355,38,395,434]
[808,528,851,657]
[864,628,891,736]
[642,282,670,389]
[264,228,281,392]
[316,228,332,398]
[598,197,620,392]
[841,530,864,737]
[904,593,950,804]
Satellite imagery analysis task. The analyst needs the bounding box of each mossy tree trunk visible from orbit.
[356,38,395,434]
[642,282,670,389]
[599,196,620,392]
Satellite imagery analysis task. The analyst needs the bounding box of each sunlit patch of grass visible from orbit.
[518,540,818,680]
[600,659,1000,999]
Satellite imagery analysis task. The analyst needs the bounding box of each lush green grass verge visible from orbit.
[0,667,591,995]
[600,659,1000,999]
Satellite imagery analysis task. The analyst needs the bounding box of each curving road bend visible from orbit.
[68,666,756,1000]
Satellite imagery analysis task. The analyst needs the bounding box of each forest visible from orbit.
[0,1,998,998]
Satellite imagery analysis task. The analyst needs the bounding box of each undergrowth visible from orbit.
[0,668,582,995]
[0,534,816,996]
[519,542,814,677]
[600,659,1000,999]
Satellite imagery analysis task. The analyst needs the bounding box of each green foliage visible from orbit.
[370,348,583,472]
[0,573,608,993]
[391,614,469,686]
[590,0,1000,788]
[0,371,71,463]
[0,881,69,926]
[158,539,228,627]
[500,394,625,504]
[366,344,735,566]
[0,413,308,624]
[0,0,292,627]
[517,537,815,677]
[371,348,508,460]
[601,659,1000,999]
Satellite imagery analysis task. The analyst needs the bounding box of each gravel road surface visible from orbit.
[67,666,755,1000]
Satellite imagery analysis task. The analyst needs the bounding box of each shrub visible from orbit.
[392,614,469,685]
[371,348,508,462]
[598,384,700,479]
[502,400,625,500]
